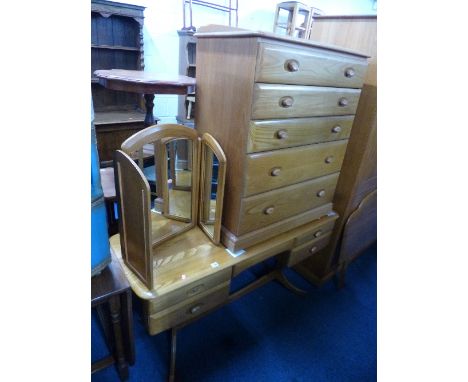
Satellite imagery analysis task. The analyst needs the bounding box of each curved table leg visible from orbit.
[275,269,308,296]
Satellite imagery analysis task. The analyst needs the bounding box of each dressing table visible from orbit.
[109,26,368,381]
[110,210,337,380]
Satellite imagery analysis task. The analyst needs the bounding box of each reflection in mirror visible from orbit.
[199,134,226,244]
[164,138,193,222]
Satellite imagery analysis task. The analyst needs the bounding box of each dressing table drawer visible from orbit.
[147,282,230,335]
[244,139,347,196]
[247,115,354,153]
[251,83,361,120]
[147,268,231,314]
[238,173,339,235]
[294,216,337,246]
[255,43,367,88]
[285,232,332,267]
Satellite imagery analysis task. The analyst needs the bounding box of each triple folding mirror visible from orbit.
[114,124,226,289]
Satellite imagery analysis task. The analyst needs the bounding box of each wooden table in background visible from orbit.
[94,69,196,204]
[92,252,134,381]
[94,69,196,127]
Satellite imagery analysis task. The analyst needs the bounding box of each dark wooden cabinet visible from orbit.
[91,0,146,165]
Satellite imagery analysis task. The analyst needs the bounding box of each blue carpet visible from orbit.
[92,243,376,381]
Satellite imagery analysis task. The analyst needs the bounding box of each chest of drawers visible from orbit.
[195,28,368,252]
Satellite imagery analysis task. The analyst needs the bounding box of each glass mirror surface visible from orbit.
[165,138,193,221]
[133,139,193,246]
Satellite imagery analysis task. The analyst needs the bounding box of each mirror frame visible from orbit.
[121,124,200,246]
[198,133,227,244]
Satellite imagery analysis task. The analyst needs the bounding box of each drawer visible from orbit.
[244,140,347,196]
[255,43,367,88]
[147,267,231,314]
[147,282,230,335]
[285,232,332,267]
[247,115,354,153]
[238,173,339,235]
[251,83,361,120]
[294,215,337,246]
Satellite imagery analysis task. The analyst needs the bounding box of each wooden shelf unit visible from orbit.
[91,0,146,166]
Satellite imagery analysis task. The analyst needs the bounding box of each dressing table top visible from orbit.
[110,211,338,300]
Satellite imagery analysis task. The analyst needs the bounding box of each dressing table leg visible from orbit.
[275,269,308,296]
[169,327,177,382]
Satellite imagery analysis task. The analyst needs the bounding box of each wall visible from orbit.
[124,0,377,121]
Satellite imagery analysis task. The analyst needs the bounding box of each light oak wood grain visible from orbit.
[195,37,259,234]
[196,26,369,58]
[244,140,348,196]
[110,211,338,299]
[195,32,365,249]
[299,85,376,281]
[115,150,153,290]
[247,115,354,153]
[294,214,337,246]
[255,43,367,88]
[252,83,361,119]
[147,282,230,335]
[147,268,231,315]
[309,16,376,86]
[285,231,332,267]
[339,189,376,263]
[198,133,227,245]
[222,203,334,252]
[237,173,339,234]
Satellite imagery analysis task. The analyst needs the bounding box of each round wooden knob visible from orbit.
[331,125,342,133]
[309,246,318,254]
[316,189,326,198]
[344,67,355,78]
[189,304,202,314]
[338,97,349,107]
[284,59,300,72]
[280,96,294,108]
[276,129,288,139]
[270,167,281,176]
[264,206,275,215]
[325,156,334,164]
[314,230,323,238]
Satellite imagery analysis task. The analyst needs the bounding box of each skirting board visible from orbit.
[221,203,333,251]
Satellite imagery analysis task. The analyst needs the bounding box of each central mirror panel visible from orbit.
[164,138,193,222]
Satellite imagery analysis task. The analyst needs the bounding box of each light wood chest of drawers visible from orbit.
[195,28,368,252]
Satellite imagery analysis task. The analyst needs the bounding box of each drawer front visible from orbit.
[147,282,230,335]
[238,173,339,235]
[245,140,347,196]
[255,43,367,88]
[247,115,354,153]
[294,214,338,246]
[287,232,332,267]
[147,268,231,314]
[252,84,361,119]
